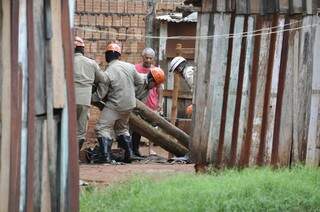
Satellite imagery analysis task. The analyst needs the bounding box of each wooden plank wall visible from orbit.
[200,0,319,14]
[0,1,78,211]
[192,0,320,167]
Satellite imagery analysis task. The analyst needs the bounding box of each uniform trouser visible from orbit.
[76,104,90,141]
[95,107,131,140]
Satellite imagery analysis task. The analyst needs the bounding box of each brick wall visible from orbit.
[74,0,185,143]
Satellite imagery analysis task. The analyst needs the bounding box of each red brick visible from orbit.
[92,31,100,40]
[85,0,93,12]
[84,41,91,52]
[138,41,145,51]
[96,14,104,26]
[130,15,138,27]
[117,0,125,13]
[122,15,130,27]
[130,41,138,53]
[84,30,92,39]
[76,0,85,12]
[126,28,135,41]
[93,0,101,13]
[88,15,96,25]
[135,1,143,13]
[98,40,107,52]
[101,0,109,13]
[133,28,143,40]
[109,1,117,13]
[76,28,85,39]
[80,14,88,25]
[118,28,126,40]
[108,28,117,40]
[104,15,112,27]
[138,15,145,27]
[91,42,98,53]
[100,31,108,40]
[142,2,147,13]
[112,15,121,27]
[74,14,81,26]
[126,1,135,13]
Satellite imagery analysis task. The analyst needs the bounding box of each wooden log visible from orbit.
[135,99,190,147]
[129,113,189,157]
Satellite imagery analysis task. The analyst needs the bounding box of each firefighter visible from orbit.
[92,42,145,163]
[73,36,105,155]
[168,56,195,115]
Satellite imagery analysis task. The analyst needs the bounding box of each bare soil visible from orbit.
[80,142,195,186]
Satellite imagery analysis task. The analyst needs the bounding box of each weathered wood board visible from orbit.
[207,13,231,163]
[191,13,211,164]
[235,16,255,166]
[51,0,66,108]
[306,16,320,166]
[223,15,244,165]
[0,1,12,211]
[264,17,285,165]
[249,19,271,166]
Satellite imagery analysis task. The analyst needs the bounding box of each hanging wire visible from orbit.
[74,18,319,40]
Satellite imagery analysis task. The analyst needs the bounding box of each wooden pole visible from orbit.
[129,113,189,156]
[170,43,183,126]
[135,99,190,147]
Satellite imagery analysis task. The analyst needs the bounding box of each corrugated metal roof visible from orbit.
[156,12,197,23]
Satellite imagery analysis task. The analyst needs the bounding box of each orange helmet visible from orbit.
[74,36,85,47]
[106,43,121,54]
[186,104,193,116]
[150,67,165,85]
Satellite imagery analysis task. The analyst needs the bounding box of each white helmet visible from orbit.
[168,56,186,72]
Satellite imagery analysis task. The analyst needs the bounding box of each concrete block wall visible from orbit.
[74,0,185,143]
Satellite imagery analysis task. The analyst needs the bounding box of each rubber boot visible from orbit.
[131,132,142,157]
[117,135,142,163]
[97,137,113,163]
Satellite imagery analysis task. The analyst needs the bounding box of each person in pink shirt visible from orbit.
[132,48,164,156]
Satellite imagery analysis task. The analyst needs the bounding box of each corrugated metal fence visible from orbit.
[191,0,320,168]
[0,0,78,211]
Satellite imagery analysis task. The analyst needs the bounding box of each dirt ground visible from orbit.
[80,145,195,186]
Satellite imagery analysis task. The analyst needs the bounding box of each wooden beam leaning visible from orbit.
[129,113,189,157]
[135,99,190,148]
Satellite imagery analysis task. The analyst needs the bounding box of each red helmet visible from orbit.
[106,43,121,54]
[150,67,165,85]
[74,36,85,47]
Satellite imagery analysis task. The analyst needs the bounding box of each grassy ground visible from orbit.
[80,166,320,212]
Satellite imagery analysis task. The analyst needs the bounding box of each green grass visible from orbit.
[80,166,320,212]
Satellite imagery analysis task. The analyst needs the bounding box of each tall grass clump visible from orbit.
[80,166,320,212]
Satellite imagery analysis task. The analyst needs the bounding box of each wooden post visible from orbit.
[169,44,182,158]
